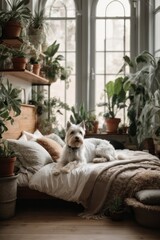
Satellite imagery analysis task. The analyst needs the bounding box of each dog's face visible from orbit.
[65,121,86,148]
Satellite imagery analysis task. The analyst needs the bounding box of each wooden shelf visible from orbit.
[0,37,23,48]
[0,70,50,85]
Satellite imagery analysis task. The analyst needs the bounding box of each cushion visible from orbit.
[8,140,53,173]
[135,189,160,205]
[36,137,63,161]
[45,133,65,147]
[22,129,43,141]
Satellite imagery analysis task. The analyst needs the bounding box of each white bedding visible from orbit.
[28,161,106,202]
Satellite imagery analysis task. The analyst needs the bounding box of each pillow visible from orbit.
[36,137,63,161]
[135,189,160,205]
[8,140,53,173]
[45,133,65,147]
[22,129,43,141]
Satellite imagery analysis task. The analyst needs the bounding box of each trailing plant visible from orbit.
[30,89,70,134]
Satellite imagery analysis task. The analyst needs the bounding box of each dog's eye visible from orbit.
[70,131,75,135]
[79,131,83,135]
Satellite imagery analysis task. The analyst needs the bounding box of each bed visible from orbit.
[4,105,160,218]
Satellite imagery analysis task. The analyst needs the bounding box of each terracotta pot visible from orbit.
[32,64,41,75]
[0,156,16,177]
[12,57,27,70]
[93,121,99,133]
[105,118,121,133]
[3,20,22,38]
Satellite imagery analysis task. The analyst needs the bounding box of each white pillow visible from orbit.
[45,133,65,147]
[22,129,43,141]
[8,140,53,173]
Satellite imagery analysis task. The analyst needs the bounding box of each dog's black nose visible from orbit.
[75,136,79,140]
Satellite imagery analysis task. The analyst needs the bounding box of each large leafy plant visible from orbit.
[98,76,128,122]
[123,51,160,144]
[0,77,21,157]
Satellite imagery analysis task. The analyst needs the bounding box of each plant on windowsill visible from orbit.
[98,76,128,133]
[0,0,31,38]
[0,77,21,177]
[70,104,99,134]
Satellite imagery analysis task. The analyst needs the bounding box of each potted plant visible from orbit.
[29,89,70,135]
[0,77,21,177]
[28,0,47,49]
[98,77,128,133]
[11,44,28,70]
[123,51,160,147]
[0,44,11,70]
[29,56,41,75]
[106,196,126,221]
[43,41,72,83]
[0,0,31,38]
[70,104,98,134]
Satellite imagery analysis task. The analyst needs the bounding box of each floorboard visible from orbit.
[0,199,160,240]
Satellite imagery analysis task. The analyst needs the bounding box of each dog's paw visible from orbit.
[60,167,70,174]
[53,170,60,176]
[93,157,107,163]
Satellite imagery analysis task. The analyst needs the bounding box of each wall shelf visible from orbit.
[0,70,50,85]
[0,37,23,48]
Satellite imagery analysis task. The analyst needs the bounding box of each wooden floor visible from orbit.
[0,199,160,240]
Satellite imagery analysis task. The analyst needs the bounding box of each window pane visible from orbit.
[96,52,104,74]
[96,20,105,51]
[155,0,160,8]
[155,12,160,51]
[96,0,130,17]
[45,0,76,17]
[105,52,124,74]
[105,19,125,51]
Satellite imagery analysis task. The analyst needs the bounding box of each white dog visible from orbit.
[54,121,117,175]
[53,121,118,175]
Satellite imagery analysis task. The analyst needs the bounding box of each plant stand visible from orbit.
[0,174,18,219]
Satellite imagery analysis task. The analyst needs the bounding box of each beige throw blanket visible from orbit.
[78,150,160,216]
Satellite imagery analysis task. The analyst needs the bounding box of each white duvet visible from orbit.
[29,161,105,202]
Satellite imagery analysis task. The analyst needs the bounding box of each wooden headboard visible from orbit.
[3,104,37,140]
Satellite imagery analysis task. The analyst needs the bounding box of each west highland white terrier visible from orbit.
[53,121,118,175]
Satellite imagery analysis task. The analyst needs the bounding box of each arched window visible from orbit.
[44,0,76,128]
[92,0,132,125]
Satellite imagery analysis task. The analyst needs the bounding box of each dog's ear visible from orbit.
[66,121,72,130]
[79,121,86,130]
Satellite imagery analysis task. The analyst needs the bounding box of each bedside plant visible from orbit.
[0,77,21,177]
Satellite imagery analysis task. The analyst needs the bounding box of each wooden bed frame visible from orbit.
[4,104,52,199]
